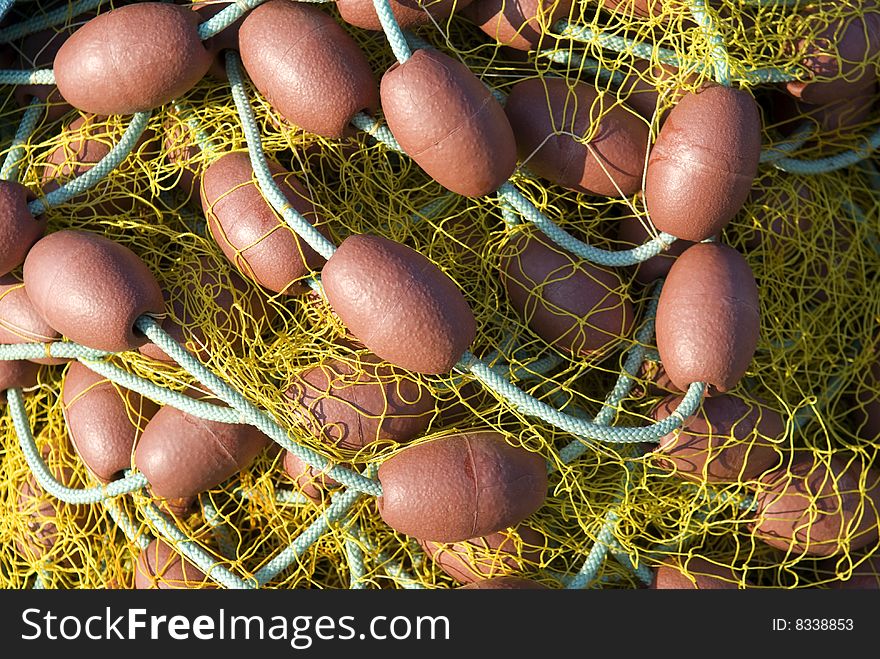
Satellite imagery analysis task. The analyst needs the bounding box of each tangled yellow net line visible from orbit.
[1,0,879,590]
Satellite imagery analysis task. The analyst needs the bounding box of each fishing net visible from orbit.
[0,0,879,590]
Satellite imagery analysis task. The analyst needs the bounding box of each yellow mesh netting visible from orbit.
[1,0,879,589]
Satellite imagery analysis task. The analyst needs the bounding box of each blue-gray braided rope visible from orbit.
[460,350,706,443]
[346,530,368,589]
[499,194,520,226]
[567,506,623,589]
[103,498,152,551]
[536,49,622,85]
[557,281,664,464]
[201,497,238,559]
[196,0,269,41]
[688,0,731,86]
[140,499,257,589]
[0,0,103,43]
[0,0,13,22]
[680,483,758,514]
[429,343,561,394]
[555,20,676,65]
[79,357,244,424]
[356,528,427,590]
[0,340,247,423]
[560,284,664,588]
[759,124,814,164]
[0,0,270,46]
[608,536,655,585]
[135,315,383,497]
[555,19,801,83]
[371,0,411,64]
[498,182,676,267]
[171,99,219,154]
[774,124,880,174]
[254,486,363,585]
[507,352,565,381]
[0,341,105,361]
[0,68,55,85]
[27,110,152,216]
[411,191,455,223]
[566,441,664,588]
[226,50,338,260]
[402,29,432,53]
[8,387,149,504]
[351,111,403,151]
[234,487,311,506]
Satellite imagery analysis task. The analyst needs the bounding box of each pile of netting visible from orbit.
[1,0,879,590]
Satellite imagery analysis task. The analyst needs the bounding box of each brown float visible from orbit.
[135,538,216,589]
[650,556,740,589]
[752,455,880,557]
[322,234,476,374]
[0,274,63,365]
[380,48,516,197]
[419,524,545,583]
[338,0,475,30]
[655,243,760,393]
[54,3,212,115]
[284,355,436,450]
[23,230,165,352]
[651,394,783,483]
[62,362,159,483]
[377,431,546,542]
[239,0,378,138]
[135,402,271,500]
[200,151,327,295]
[139,255,275,363]
[615,214,693,285]
[458,575,548,588]
[0,182,44,278]
[504,77,648,196]
[463,0,573,51]
[500,230,633,359]
[645,84,761,241]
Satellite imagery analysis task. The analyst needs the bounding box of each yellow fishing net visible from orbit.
[1,0,879,590]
